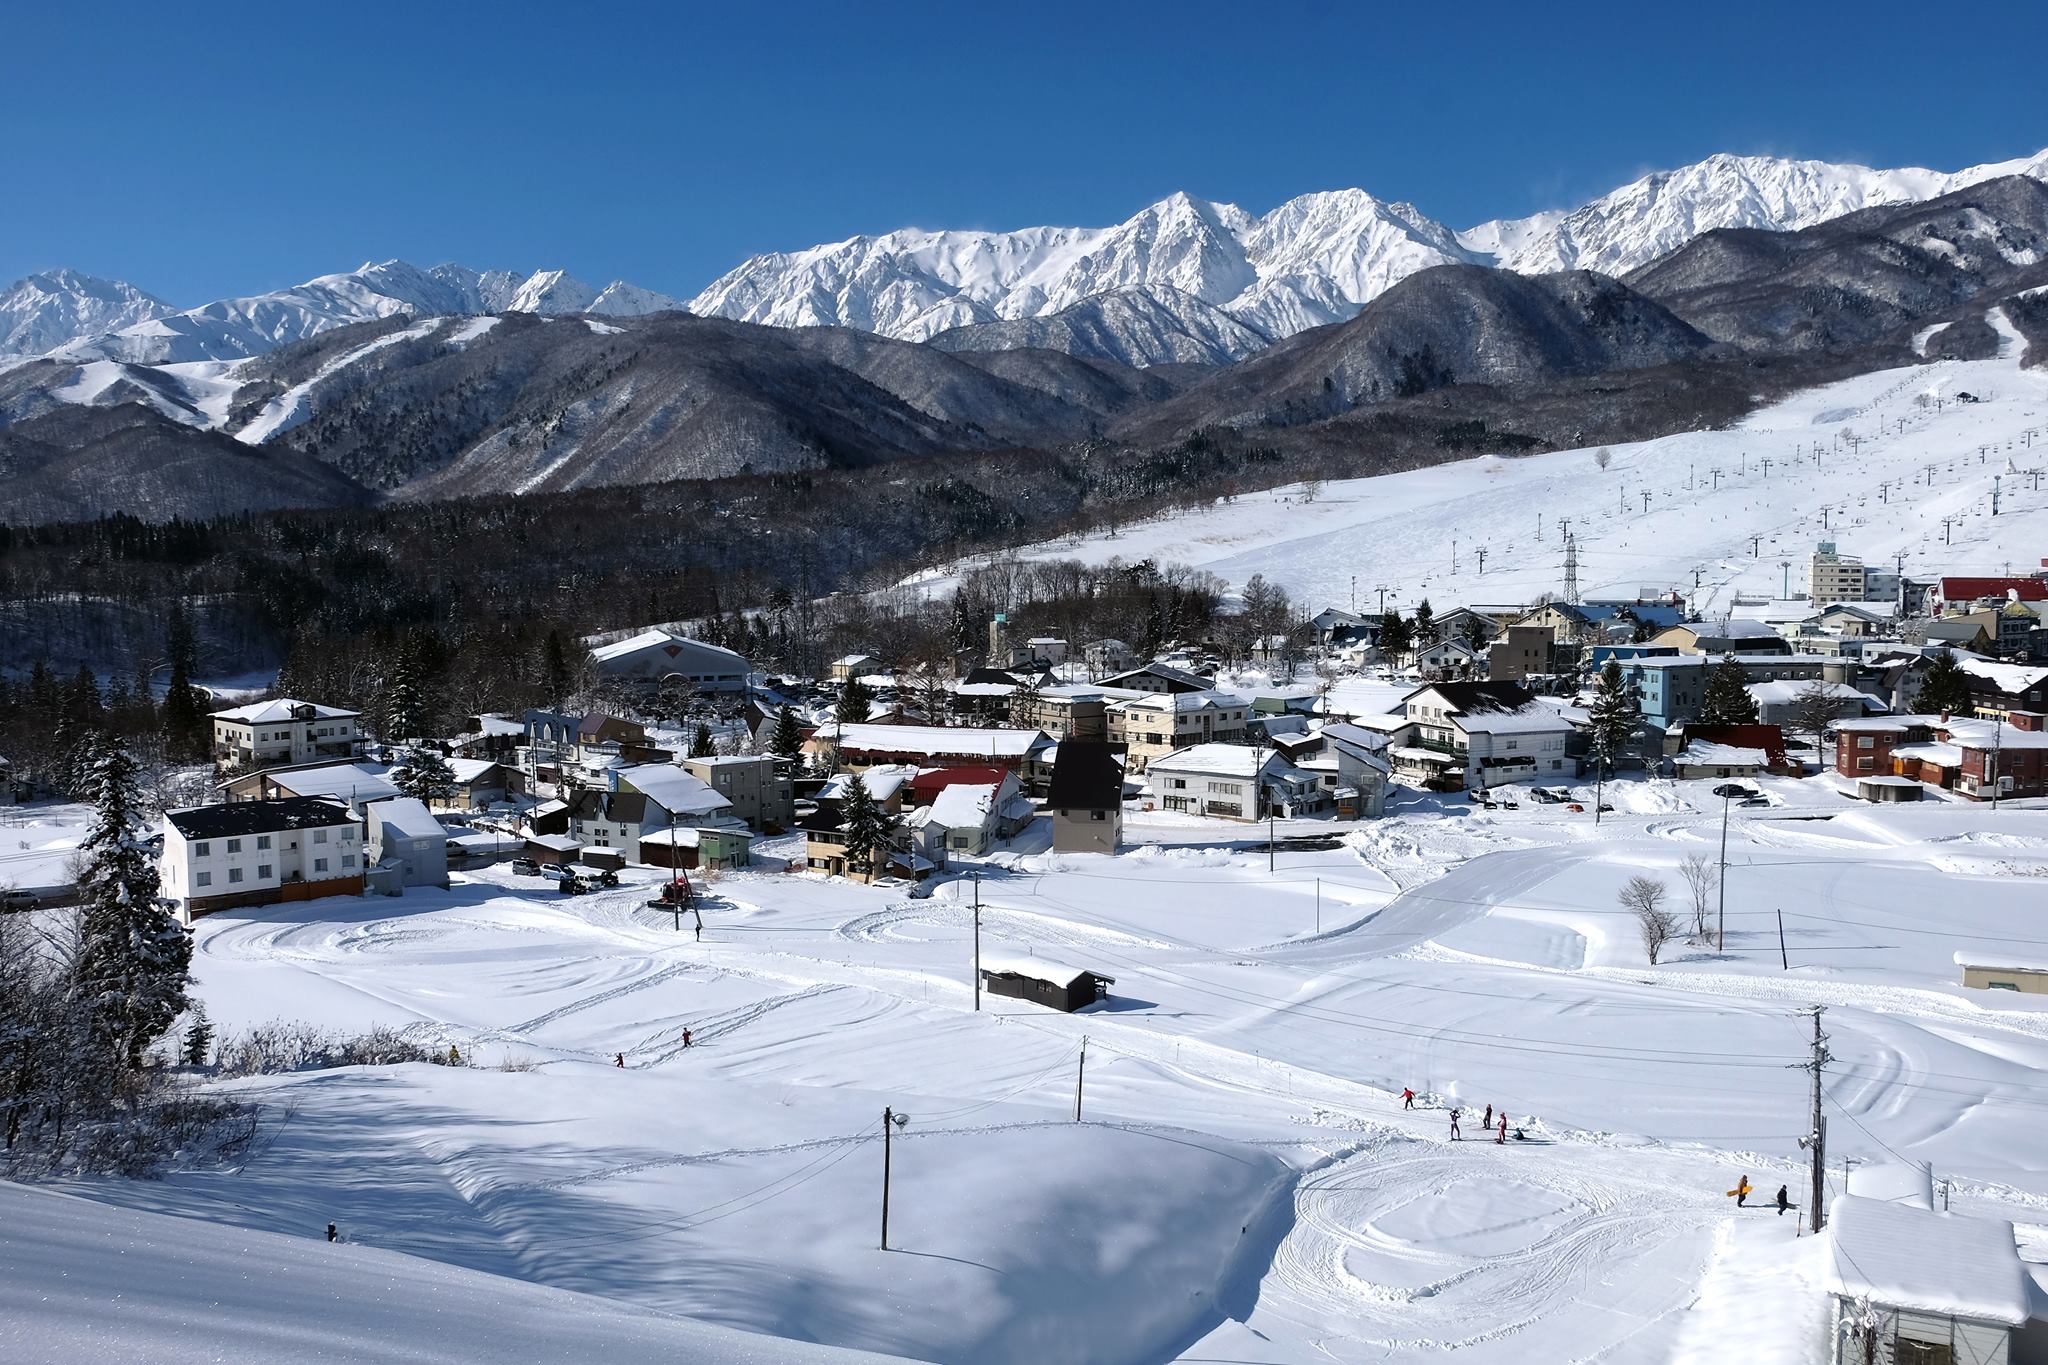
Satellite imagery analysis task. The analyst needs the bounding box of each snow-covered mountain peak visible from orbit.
[0,269,177,357]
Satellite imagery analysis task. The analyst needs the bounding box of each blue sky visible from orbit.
[7,0,2044,306]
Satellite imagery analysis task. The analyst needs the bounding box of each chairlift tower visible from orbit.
[1562,534,1581,606]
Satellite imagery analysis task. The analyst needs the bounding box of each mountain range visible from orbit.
[6,145,2045,373]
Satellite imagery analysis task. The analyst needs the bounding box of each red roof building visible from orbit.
[1937,576,2048,606]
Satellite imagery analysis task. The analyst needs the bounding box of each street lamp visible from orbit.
[881,1107,911,1249]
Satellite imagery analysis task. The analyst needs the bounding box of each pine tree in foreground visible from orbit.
[1913,649,1973,716]
[770,705,805,762]
[690,723,715,758]
[390,744,457,806]
[73,733,192,1069]
[182,1003,215,1068]
[1587,657,1643,777]
[836,773,897,883]
[1699,654,1760,726]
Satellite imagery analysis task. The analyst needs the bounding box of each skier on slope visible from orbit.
[1776,1185,1791,1217]
[614,1053,625,1068]
[681,1027,692,1049]
[1497,1111,1508,1144]
[1402,1087,1415,1110]
[1483,1103,1492,1129]
[1731,1175,1753,1207]
[1449,1109,1462,1140]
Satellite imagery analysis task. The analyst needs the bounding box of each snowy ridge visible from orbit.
[26,261,683,364]
[694,145,2048,349]
[0,269,175,356]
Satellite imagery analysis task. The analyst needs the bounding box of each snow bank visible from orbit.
[0,1182,902,1365]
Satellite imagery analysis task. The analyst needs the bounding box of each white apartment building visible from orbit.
[160,797,363,924]
[211,699,364,771]
[1108,690,1250,772]
[1808,542,1868,607]
[1391,682,1573,791]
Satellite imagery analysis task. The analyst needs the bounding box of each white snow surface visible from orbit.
[908,347,2048,625]
[0,1183,902,1365]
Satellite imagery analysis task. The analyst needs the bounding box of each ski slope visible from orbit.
[910,347,2048,615]
[22,774,2048,1363]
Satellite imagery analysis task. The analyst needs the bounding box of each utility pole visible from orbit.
[1563,535,1580,606]
[1992,475,2002,516]
[1315,877,1322,933]
[1943,516,1955,546]
[1717,791,1732,951]
[1750,535,1761,558]
[1268,809,1276,873]
[1777,908,1788,970]
[1074,1038,1088,1121]
[880,1106,905,1249]
[1990,719,2004,810]
[1642,489,1651,514]
[1796,1007,1832,1235]
[1475,547,1488,576]
[1451,538,1458,573]
[972,874,981,1011]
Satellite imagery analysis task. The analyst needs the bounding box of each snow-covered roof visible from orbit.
[590,629,743,667]
[1892,742,1963,765]
[270,763,399,804]
[926,781,1001,830]
[1954,949,2048,974]
[1146,744,1270,779]
[446,758,504,783]
[1825,1196,2029,1325]
[616,764,733,818]
[640,827,700,848]
[1110,689,1245,715]
[833,654,875,666]
[1942,718,2048,750]
[1675,743,1767,768]
[1953,653,2048,695]
[476,714,525,737]
[1390,745,1459,764]
[367,797,444,841]
[1744,679,1875,706]
[1454,705,1572,735]
[825,723,1046,759]
[819,764,917,805]
[1857,775,1922,788]
[211,698,358,723]
[975,952,1104,988]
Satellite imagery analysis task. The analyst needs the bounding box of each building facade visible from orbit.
[160,798,364,923]
[210,700,363,772]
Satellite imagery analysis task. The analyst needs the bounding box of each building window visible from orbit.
[257,864,272,879]
[1091,810,1107,821]
[1857,736,1874,750]
[257,834,272,849]
[226,837,242,853]
[314,829,329,844]
[313,858,329,873]
[227,868,243,884]
[194,841,210,857]
[342,854,356,869]
[196,871,212,887]
[1858,758,1873,771]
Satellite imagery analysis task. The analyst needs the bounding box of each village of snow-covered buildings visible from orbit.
[12,380,2048,1361]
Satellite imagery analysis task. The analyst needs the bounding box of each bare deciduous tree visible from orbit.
[1619,874,1678,964]
[1594,446,1613,470]
[1678,853,1718,941]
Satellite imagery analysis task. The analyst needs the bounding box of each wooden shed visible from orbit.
[524,832,582,864]
[977,953,1114,1013]
[639,827,701,870]
[581,848,626,872]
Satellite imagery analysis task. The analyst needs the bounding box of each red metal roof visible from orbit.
[1939,576,2048,602]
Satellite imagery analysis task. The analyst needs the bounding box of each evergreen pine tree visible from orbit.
[770,706,805,763]
[690,723,715,758]
[1587,658,1643,777]
[181,1003,215,1067]
[1913,649,1973,715]
[836,773,896,882]
[540,630,576,705]
[836,676,875,725]
[382,645,429,742]
[1411,599,1437,646]
[390,743,457,806]
[1377,610,1412,658]
[73,733,191,1068]
[161,604,207,762]
[1699,654,1760,726]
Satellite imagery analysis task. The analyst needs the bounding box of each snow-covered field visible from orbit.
[909,348,2048,615]
[18,772,2048,1363]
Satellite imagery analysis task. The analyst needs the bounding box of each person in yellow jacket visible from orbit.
[1727,1175,1753,1207]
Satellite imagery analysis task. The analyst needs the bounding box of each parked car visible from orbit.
[539,863,571,881]
[1,888,35,912]
[589,868,620,889]
[1713,782,1758,799]
[511,857,542,876]
[558,875,589,896]
[1740,795,1774,808]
